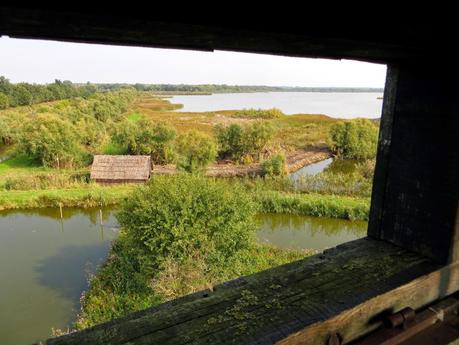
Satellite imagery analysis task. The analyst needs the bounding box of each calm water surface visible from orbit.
[0,207,367,344]
[0,208,118,345]
[289,158,361,182]
[172,92,383,118]
[257,213,367,250]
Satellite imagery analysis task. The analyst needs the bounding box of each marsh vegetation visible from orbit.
[0,78,380,341]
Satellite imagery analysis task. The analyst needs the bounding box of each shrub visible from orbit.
[329,119,378,159]
[215,123,244,160]
[215,121,274,162]
[261,154,288,177]
[0,93,9,109]
[175,130,217,173]
[0,114,23,144]
[116,174,258,271]
[113,120,177,164]
[234,108,284,119]
[18,114,83,168]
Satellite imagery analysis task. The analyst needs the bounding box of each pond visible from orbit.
[257,213,366,250]
[172,92,383,118]
[289,157,361,182]
[0,207,367,344]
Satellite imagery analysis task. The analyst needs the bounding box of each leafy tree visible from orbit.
[0,115,22,144]
[214,123,244,160]
[0,75,99,108]
[76,116,108,152]
[113,119,177,164]
[11,85,32,106]
[329,119,378,159]
[116,174,257,271]
[18,114,82,168]
[0,93,9,109]
[176,130,217,173]
[215,121,273,162]
[244,121,274,157]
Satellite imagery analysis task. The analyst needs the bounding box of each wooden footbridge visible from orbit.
[1,6,458,344]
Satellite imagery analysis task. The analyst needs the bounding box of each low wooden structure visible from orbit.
[90,155,151,184]
[2,6,458,345]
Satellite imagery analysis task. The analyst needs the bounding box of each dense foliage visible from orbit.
[175,130,217,173]
[261,154,288,177]
[329,119,378,159]
[18,114,84,168]
[75,175,309,329]
[117,175,257,269]
[0,88,137,166]
[113,120,177,164]
[0,76,97,108]
[215,122,274,162]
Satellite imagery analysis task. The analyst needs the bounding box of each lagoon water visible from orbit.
[0,207,367,344]
[172,92,383,118]
[0,208,118,345]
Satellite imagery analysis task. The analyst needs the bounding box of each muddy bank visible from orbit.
[152,148,332,177]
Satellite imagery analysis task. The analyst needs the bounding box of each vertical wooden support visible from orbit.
[368,62,459,264]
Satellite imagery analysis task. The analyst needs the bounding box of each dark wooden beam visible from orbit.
[0,6,453,63]
[44,238,452,345]
[369,62,459,263]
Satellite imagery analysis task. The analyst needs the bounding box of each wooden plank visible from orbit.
[368,64,399,239]
[368,62,459,263]
[45,238,455,345]
[0,6,444,63]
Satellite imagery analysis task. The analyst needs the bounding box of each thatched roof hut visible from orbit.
[90,155,151,183]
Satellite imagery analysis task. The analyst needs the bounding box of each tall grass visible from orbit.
[0,185,135,211]
[256,191,370,220]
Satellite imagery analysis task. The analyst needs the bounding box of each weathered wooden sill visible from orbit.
[45,238,459,345]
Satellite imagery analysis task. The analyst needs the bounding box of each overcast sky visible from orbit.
[0,37,387,87]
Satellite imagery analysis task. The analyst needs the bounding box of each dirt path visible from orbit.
[152,147,332,177]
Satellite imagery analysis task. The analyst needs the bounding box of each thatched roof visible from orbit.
[90,155,151,181]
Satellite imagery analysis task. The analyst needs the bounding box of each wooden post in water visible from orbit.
[99,206,103,226]
[59,203,63,219]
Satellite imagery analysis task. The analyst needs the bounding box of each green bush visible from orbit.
[215,123,244,160]
[0,93,9,109]
[261,154,288,177]
[113,119,177,164]
[175,131,217,173]
[234,108,284,119]
[215,121,274,162]
[0,114,23,144]
[329,119,378,159]
[18,114,83,168]
[116,174,257,270]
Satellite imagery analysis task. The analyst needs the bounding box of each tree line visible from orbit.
[0,76,103,109]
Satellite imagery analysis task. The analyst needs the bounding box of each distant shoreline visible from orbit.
[156,89,384,96]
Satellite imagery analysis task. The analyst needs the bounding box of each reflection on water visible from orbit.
[257,213,367,250]
[289,158,362,185]
[0,206,367,344]
[289,158,333,181]
[0,207,118,345]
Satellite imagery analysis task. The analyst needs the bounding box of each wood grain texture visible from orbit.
[45,238,455,345]
[370,62,459,263]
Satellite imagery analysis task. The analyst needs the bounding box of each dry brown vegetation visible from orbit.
[130,93,337,176]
